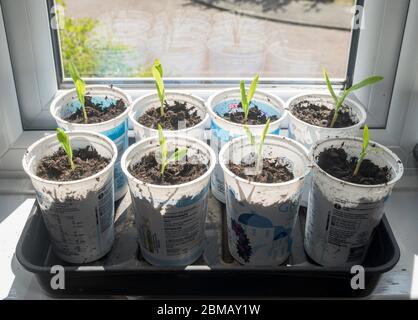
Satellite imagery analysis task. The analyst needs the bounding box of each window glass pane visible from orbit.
[55,0,355,79]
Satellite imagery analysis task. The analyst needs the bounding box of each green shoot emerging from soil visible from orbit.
[152,59,165,117]
[244,118,270,175]
[240,74,259,124]
[353,125,369,176]
[322,67,383,128]
[56,128,74,171]
[157,124,188,178]
[68,61,88,123]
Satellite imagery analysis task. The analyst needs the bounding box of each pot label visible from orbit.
[305,182,386,266]
[37,176,115,263]
[132,186,209,265]
[225,188,299,266]
[102,119,128,197]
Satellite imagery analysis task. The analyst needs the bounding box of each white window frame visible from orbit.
[0,0,417,179]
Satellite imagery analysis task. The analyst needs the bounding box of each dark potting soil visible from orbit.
[64,96,126,124]
[37,146,110,182]
[227,158,294,183]
[317,147,390,185]
[219,103,278,125]
[291,100,358,128]
[129,152,208,185]
[137,101,202,130]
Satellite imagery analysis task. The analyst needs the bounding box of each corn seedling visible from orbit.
[157,124,188,177]
[322,67,383,128]
[353,125,369,176]
[240,74,259,124]
[68,61,88,123]
[244,118,270,175]
[152,59,165,117]
[56,128,74,171]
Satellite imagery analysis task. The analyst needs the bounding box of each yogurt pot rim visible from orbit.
[50,84,133,130]
[206,88,288,130]
[22,130,118,186]
[219,134,311,188]
[311,136,404,189]
[129,91,210,134]
[286,91,367,131]
[121,134,216,190]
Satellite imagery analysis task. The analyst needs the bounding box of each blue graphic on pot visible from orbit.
[226,188,298,265]
[210,99,281,203]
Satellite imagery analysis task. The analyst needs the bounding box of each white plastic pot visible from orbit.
[129,91,209,141]
[22,131,118,264]
[219,135,310,266]
[305,137,404,267]
[50,85,132,201]
[286,93,367,149]
[206,88,287,203]
[121,135,216,267]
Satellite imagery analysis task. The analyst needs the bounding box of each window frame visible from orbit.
[0,0,412,142]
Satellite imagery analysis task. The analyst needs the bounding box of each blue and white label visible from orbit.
[226,188,299,266]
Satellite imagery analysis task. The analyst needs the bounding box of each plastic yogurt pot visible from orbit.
[50,85,132,201]
[121,135,216,267]
[286,92,367,206]
[286,92,367,149]
[305,137,404,268]
[22,131,118,264]
[219,135,310,266]
[206,88,287,203]
[129,91,209,141]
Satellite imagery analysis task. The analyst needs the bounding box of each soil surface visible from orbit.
[37,146,110,181]
[317,147,390,185]
[129,152,208,185]
[291,100,358,128]
[64,96,126,124]
[219,103,278,125]
[228,157,294,183]
[137,101,202,130]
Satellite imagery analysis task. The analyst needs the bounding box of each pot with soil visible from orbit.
[305,137,404,267]
[286,92,367,148]
[129,91,209,141]
[50,85,132,201]
[207,88,287,203]
[121,134,216,267]
[219,135,310,266]
[22,131,118,264]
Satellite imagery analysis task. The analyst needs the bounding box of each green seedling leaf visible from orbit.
[244,125,255,146]
[353,125,369,176]
[167,148,188,164]
[329,73,384,128]
[240,80,249,122]
[256,118,270,173]
[247,74,259,105]
[152,59,165,117]
[68,61,87,123]
[157,124,167,176]
[56,128,74,171]
[157,124,187,177]
[240,74,259,123]
[322,67,338,104]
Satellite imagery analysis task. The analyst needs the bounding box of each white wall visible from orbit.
[0,3,23,157]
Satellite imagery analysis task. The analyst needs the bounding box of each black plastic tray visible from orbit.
[16,194,400,298]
